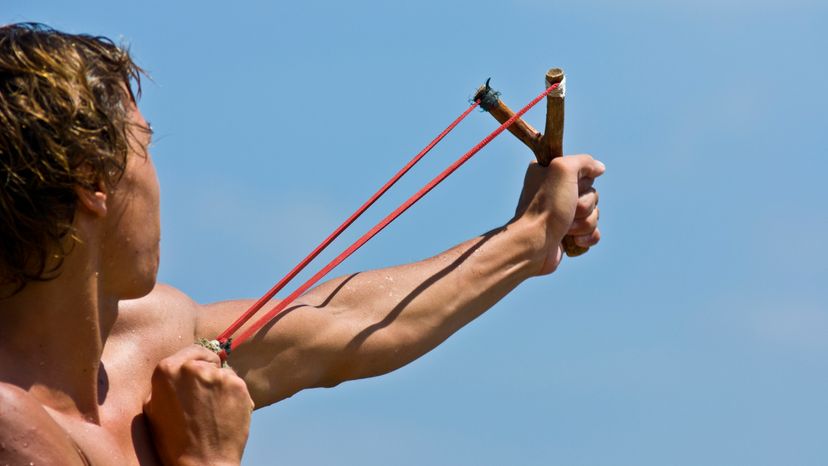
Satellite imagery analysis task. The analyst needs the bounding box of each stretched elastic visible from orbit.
[214,101,481,346]
[227,82,559,351]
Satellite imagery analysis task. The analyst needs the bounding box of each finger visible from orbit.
[182,358,222,373]
[572,228,601,248]
[578,177,595,192]
[216,371,255,412]
[164,344,223,369]
[223,371,254,404]
[569,207,599,235]
[575,188,598,219]
[569,154,605,179]
[180,359,227,386]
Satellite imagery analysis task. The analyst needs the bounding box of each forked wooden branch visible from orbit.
[474,68,589,257]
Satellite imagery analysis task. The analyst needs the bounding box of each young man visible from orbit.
[0,23,604,465]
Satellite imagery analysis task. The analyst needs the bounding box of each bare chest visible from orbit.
[47,372,160,466]
[61,313,194,465]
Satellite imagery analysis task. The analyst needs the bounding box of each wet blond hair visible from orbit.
[0,23,144,295]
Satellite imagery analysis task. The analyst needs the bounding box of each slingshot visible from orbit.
[211,68,586,360]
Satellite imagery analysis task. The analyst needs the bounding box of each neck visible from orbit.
[0,242,118,423]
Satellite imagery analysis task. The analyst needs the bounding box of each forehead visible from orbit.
[124,102,153,166]
[126,102,152,142]
[126,100,147,126]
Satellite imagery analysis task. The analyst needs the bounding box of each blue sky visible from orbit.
[5,1,827,465]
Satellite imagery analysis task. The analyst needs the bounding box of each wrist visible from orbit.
[504,215,553,278]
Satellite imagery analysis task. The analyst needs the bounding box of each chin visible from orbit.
[120,278,157,300]
[121,262,159,300]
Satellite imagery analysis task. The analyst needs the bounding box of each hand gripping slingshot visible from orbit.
[208,68,587,361]
[473,68,589,257]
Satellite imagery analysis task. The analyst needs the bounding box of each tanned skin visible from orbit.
[0,105,253,466]
[0,103,604,464]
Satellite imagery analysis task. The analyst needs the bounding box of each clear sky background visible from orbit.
[5,1,827,465]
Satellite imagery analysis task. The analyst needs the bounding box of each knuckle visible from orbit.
[192,345,221,363]
[225,373,250,393]
[576,229,601,247]
[574,235,591,248]
[202,346,221,360]
[155,359,176,376]
[199,372,220,386]
[575,196,595,217]
[570,222,592,236]
[587,208,599,226]
[549,157,567,172]
[180,360,208,378]
[570,208,599,235]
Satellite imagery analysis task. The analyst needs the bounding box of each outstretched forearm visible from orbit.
[300,218,542,383]
[208,217,545,407]
[200,156,604,407]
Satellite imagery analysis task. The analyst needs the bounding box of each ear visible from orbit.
[74,183,108,218]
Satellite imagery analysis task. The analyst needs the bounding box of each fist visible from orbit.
[513,154,605,275]
[144,345,254,466]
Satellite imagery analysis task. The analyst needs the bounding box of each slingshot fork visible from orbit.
[474,68,589,257]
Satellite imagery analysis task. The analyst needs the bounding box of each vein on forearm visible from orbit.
[310,222,538,381]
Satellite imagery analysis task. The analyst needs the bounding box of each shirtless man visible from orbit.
[0,23,605,465]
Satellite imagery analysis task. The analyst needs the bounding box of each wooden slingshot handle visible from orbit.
[474,68,589,257]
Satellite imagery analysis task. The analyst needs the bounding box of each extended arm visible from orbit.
[195,156,604,408]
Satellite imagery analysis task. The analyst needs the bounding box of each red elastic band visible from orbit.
[227,82,558,350]
[215,101,480,343]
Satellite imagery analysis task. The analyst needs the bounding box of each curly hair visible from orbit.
[0,23,144,296]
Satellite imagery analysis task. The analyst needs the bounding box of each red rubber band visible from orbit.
[216,101,480,343]
[226,82,559,350]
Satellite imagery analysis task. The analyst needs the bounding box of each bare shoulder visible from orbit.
[112,284,201,357]
[0,383,87,465]
[119,283,200,323]
[116,284,198,332]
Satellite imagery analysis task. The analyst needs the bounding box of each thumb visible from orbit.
[570,155,606,179]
